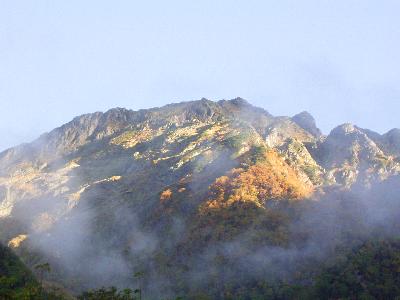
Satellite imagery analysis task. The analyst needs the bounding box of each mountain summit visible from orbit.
[0,98,399,298]
[292,111,322,137]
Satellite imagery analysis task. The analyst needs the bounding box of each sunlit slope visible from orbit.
[0,98,399,295]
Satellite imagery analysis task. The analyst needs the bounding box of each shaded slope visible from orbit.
[0,98,399,298]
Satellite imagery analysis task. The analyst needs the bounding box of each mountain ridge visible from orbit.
[0,97,400,298]
[2,98,398,159]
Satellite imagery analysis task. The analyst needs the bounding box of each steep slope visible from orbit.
[0,98,399,297]
[382,128,400,156]
[0,99,317,291]
[292,111,322,138]
[0,98,315,223]
[313,123,400,186]
[278,138,325,186]
[0,242,39,298]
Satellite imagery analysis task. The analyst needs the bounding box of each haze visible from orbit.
[1,0,399,151]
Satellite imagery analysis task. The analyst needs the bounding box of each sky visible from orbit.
[1,0,400,151]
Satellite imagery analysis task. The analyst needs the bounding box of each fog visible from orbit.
[13,161,399,298]
[0,103,399,299]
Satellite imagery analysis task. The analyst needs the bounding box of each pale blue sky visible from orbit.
[1,1,400,151]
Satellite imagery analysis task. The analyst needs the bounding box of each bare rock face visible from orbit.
[0,98,399,295]
[292,111,322,138]
[313,123,399,186]
[278,138,325,186]
[264,117,316,148]
[382,129,400,156]
[1,99,398,229]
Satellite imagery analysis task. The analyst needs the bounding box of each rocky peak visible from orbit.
[381,128,400,156]
[358,128,382,143]
[330,123,357,136]
[1,99,398,190]
[385,128,400,139]
[292,111,322,138]
[327,124,385,156]
[318,123,385,171]
[227,97,250,106]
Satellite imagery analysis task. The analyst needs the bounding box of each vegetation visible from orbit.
[78,287,136,300]
[314,239,400,299]
[170,239,400,299]
[202,149,312,211]
[2,100,400,299]
[0,244,62,299]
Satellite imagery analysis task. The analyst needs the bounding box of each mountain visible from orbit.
[0,98,399,298]
[311,123,400,186]
[292,111,322,138]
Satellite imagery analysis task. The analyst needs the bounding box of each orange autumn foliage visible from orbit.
[160,188,173,203]
[201,150,313,212]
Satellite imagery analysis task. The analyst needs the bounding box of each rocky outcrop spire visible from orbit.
[292,111,322,138]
